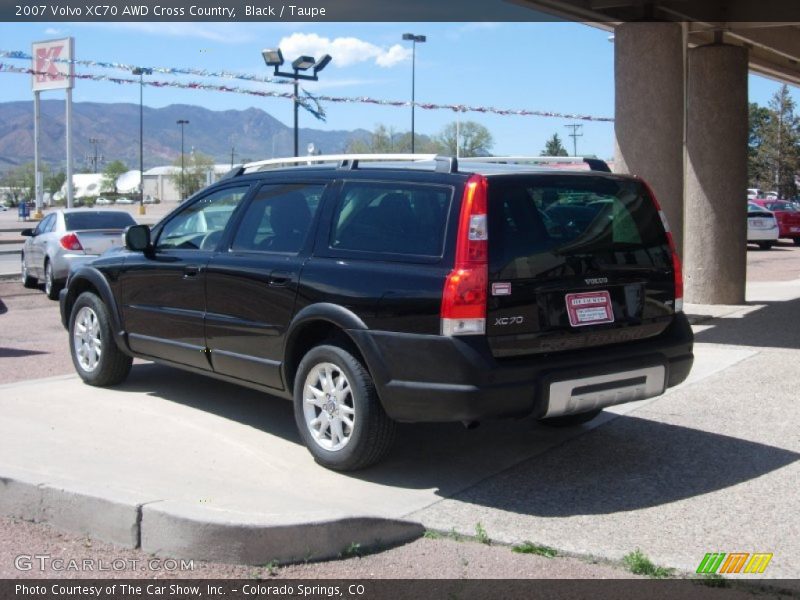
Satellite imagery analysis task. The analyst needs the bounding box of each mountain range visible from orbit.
[0,100,371,172]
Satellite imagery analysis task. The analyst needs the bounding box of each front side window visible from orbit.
[156,186,249,251]
[231,183,324,254]
[330,182,451,257]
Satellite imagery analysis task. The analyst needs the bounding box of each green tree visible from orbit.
[435,121,494,157]
[102,160,128,195]
[171,152,215,198]
[346,125,440,154]
[45,170,66,197]
[0,163,36,205]
[541,133,569,157]
[748,102,771,189]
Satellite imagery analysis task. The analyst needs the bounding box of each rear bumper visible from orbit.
[350,313,694,423]
[747,229,779,242]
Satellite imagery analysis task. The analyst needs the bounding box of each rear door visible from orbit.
[485,174,676,358]
[204,181,326,390]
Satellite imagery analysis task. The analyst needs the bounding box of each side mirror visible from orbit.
[21,228,34,237]
[125,224,151,252]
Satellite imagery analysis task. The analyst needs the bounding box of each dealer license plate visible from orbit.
[565,291,614,327]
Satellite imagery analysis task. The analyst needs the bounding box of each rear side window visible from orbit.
[64,212,136,230]
[488,176,670,274]
[330,182,451,257]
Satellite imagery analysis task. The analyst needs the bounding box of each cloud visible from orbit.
[44,27,64,35]
[277,33,411,68]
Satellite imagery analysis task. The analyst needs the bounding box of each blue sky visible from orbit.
[0,21,794,159]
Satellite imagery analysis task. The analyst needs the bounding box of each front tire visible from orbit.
[69,292,132,386]
[793,238,800,246]
[21,254,37,288]
[44,260,62,300]
[294,344,396,471]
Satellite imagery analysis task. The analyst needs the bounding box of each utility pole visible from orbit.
[230,146,236,169]
[86,138,103,173]
[564,123,583,157]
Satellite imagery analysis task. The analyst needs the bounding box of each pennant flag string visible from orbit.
[0,49,295,86]
[0,58,614,123]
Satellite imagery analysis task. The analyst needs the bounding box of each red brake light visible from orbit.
[60,233,83,251]
[441,174,489,336]
[641,180,683,312]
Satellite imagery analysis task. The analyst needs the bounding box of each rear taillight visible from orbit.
[642,180,683,313]
[441,174,488,336]
[59,233,84,251]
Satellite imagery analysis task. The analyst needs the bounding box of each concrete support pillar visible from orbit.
[614,22,685,257]
[685,44,749,304]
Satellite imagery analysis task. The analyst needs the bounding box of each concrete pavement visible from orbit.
[1,278,799,575]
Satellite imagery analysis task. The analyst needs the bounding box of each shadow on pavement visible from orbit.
[692,298,800,350]
[404,414,799,517]
[0,346,48,357]
[115,363,798,515]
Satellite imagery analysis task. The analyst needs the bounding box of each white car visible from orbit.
[115,197,134,205]
[95,197,113,205]
[747,202,779,250]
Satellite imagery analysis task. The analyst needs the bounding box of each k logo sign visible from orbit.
[31,38,74,91]
[35,46,63,84]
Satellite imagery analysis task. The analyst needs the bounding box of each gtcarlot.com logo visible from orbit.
[696,552,773,575]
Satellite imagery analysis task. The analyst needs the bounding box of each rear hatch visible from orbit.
[485,174,677,358]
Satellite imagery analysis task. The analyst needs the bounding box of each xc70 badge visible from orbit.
[495,316,524,326]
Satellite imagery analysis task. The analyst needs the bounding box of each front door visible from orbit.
[204,182,326,389]
[119,185,251,369]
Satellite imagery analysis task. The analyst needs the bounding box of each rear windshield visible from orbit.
[488,175,671,275]
[64,212,136,230]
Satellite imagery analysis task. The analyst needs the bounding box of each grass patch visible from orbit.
[262,560,279,576]
[475,522,491,545]
[512,541,558,558]
[423,530,442,540]
[697,573,728,588]
[340,542,362,559]
[622,549,673,578]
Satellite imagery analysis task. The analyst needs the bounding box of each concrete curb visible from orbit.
[0,468,145,547]
[0,468,424,565]
[141,502,424,565]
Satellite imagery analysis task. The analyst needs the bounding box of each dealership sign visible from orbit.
[31,38,74,91]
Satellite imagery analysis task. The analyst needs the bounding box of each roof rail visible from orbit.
[459,156,611,172]
[242,153,438,174]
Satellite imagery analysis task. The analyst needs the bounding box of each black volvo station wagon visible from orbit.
[60,154,693,470]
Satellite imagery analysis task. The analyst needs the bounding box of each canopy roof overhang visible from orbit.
[517,0,800,86]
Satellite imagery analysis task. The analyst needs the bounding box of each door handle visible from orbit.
[268,271,291,286]
[183,265,202,279]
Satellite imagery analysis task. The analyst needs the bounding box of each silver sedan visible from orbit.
[21,209,137,299]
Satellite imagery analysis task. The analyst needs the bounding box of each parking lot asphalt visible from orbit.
[1,254,800,576]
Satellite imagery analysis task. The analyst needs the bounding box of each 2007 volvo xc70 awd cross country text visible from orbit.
[60,154,693,471]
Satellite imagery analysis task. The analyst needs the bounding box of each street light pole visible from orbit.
[402,33,426,154]
[132,67,152,215]
[262,49,332,158]
[176,119,189,201]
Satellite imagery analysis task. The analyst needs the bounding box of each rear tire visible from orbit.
[539,409,602,428]
[793,238,800,246]
[21,254,37,288]
[69,292,132,386]
[758,241,774,250]
[44,260,62,300]
[293,344,396,471]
